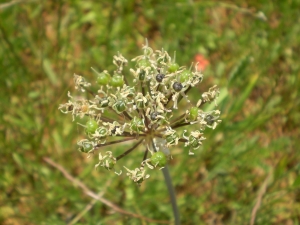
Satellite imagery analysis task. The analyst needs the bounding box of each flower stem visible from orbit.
[162,166,180,225]
[151,139,180,225]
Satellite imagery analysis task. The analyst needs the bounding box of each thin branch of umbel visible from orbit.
[116,138,144,161]
[95,138,137,149]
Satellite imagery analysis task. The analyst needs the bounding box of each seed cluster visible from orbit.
[59,44,221,185]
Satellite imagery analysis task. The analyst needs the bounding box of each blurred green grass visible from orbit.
[1,0,299,224]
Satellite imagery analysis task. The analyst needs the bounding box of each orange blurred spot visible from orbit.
[194,54,209,71]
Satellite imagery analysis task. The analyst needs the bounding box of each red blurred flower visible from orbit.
[194,54,209,71]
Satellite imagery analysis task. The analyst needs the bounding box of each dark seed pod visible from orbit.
[111,126,119,134]
[205,115,214,125]
[156,74,165,82]
[173,82,183,92]
[99,97,109,107]
[139,70,146,81]
[150,112,158,120]
[67,105,74,111]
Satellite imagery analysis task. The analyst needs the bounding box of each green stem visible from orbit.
[162,166,180,225]
[151,140,180,224]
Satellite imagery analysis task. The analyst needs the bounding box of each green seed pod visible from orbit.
[168,62,179,73]
[138,59,151,68]
[151,151,167,167]
[86,120,98,134]
[110,75,124,87]
[189,107,199,121]
[115,100,126,113]
[166,132,178,145]
[104,158,116,170]
[189,135,200,148]
[126,87,136,98]
[136,100,148,109]
[143,47,152,56]
[179,70,193,83]
[78,142,93,153]
[131,117,144,132]
[98,127,108,137]
[97,72,111,85]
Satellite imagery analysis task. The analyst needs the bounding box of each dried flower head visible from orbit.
[59,42,221,185]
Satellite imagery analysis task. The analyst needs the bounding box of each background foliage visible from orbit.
[1,0,299,224]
